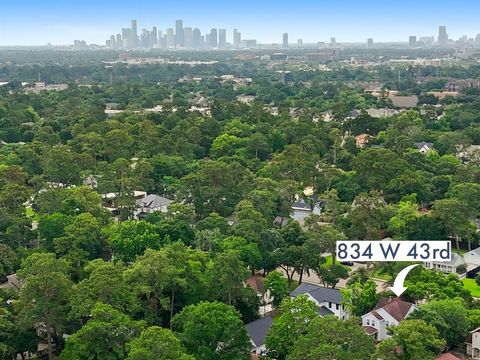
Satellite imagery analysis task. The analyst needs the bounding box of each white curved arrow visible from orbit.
[389,264,419,297]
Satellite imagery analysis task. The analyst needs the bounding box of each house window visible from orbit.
[366,319,370,325]
[372,320,375,326]
[328,302,332,308]
[336,304,340,310]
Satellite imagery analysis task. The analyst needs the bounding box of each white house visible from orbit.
[245,315,273,356]
[134,194,174,219]
[362,297,416,341]
[424,252,466,274]
[291,197,322,224]
[290,283,349,320]
[466,327,480,359]
[414,142,434,154]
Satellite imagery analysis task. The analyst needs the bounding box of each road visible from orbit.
[277,261,389,292]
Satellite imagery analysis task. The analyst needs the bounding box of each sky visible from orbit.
[1,0,480,46]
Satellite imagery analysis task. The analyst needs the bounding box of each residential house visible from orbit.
[456,145,480,163]
[134,194,174,218]
[414,142,434,154]
[389,95,419,108]
[361,297,416,341]
[290,283,349,319]
[273,216,289,227]
[366,108,399,118]
[424,253,465,275]
[237,95,256,105]
[291,196,322,223]
[355,134,371,148]
[466,327,480,359]
[101,191,147,211]
[245,315,273,356]
[464,247,480,270]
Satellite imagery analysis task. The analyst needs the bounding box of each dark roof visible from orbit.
[245,276,265,294]
[374,297,415,322]
[317,306,334,316]
[363,326,378,335]
[245,315,273,348]
[290,283,343,304]
[370,310,384,320]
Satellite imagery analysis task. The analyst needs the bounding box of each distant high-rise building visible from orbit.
[409,35,417,47]
[283,33,288,48]
[419,36,434,45]
[192,28,202,48]
[122,28,131,47]
[184,27,193,48]
[233,29,241,48]
[330,37,336,47]
[140,29,149,48]
[219,29,226,48]
[367,38,373,48]
[175,20,184,47]
[166,28,175,48]
[150,26,158,47]
[130,19,138,47]
[116,34,122,47]
[209,28,218,47]
[110,35,116,48]
[438,26,448,46]
[475,34,480,48]
[297,39,303,47]
[242,39,257,48]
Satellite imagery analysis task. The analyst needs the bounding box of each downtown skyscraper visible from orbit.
[105,19,252,50]
[438,25,448,46]
[175,20,185,47]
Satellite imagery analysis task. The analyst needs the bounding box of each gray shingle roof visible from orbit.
[290,283,343,304]
[136,194,173,209]
[245,315,273,348]
[317,306,334,316]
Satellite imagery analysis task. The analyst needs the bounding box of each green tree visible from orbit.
[208,251,249,305]
[341,280,379,317]
[109,220,161,262]
[126,326,193,360]
[69,259,135,320]
[264,270,289,308]
[287,316,375,360]
[16,253,72,360]
[432,198,475,250]
[409,298,469,347]
[374,320,445,360]
[265,296,318,360]
[172,301,250,360]
[60,303,144,360]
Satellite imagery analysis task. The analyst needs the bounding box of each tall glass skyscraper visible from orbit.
[175,19,185,47]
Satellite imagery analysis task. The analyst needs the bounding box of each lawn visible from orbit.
[372,270,391,281]
[462,278,480,297]
[325,255,338,266]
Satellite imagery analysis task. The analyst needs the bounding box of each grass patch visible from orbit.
[288,279,300,292]
[462,278,480,297]
[372,270,391,281]
[325,255,339,266]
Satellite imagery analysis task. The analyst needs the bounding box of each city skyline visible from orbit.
[2,0,480,46]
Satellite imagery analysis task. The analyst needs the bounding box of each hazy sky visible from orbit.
[1,0,480,45]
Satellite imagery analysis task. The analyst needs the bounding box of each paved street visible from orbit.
[278,261,389,292]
